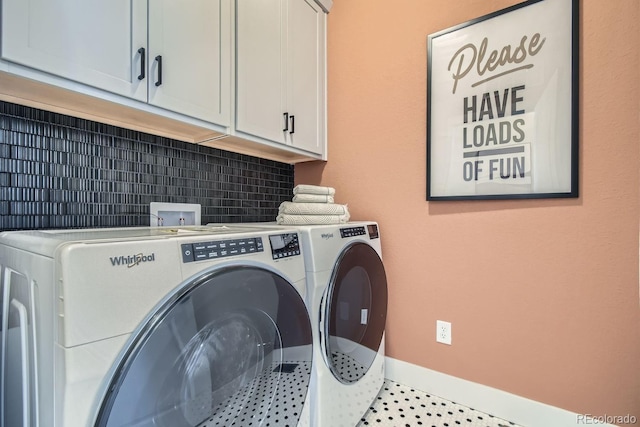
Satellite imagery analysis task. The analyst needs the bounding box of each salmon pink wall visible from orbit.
[296,0,640,418]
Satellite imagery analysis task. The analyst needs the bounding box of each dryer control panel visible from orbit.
[181,237,263,263]
[340,226,366,238]
[340,224,379,239]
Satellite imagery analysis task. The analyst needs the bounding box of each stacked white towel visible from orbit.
[276,184,350,225]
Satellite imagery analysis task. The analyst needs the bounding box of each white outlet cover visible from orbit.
[436,320,452,345]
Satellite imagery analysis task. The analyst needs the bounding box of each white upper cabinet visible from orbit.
[148,0,231,125]
[1,0,231,126]
[236,0,326,157]
[0,0,325,162]
[1,0,147,102]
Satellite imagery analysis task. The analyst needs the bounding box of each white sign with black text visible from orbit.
[427,0,578,200]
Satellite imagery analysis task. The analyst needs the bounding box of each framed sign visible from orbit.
[426,0,579,200]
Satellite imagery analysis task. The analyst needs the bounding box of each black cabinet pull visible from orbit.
[283,112,289,132]
[137,47,145,80]
[155,55,163,87]
[289,115,295,134]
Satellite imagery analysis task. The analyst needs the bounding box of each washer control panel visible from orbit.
[268,233,301,260]
[181,237,263,263]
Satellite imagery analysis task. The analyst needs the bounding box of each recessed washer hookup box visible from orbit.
[150,202,201,226]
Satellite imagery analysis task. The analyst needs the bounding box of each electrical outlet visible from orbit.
[436,320,452,345]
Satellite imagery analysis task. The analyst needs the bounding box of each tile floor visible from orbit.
[198,361,311,427]
[357,380,522,427]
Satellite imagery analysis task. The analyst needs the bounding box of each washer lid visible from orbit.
[323,242,388,384]
[94,265,312,427]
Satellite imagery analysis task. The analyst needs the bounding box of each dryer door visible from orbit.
[323,242,388,384]
[94,266,312,427]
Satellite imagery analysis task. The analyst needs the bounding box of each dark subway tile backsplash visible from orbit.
[0,101,294,230]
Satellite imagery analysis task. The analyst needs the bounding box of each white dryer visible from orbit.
[0,225,313,427]
[297,222,388,427]
[225,222,389,427]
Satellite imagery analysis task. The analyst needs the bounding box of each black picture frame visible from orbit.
[426,0,579,201]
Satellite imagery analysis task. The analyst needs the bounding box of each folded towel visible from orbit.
[293,184,336,196]
[292,194,335,203]
[276,213,350,225]
[279,202,349,216]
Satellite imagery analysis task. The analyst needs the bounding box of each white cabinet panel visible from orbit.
[148,0,231,125]
[2,0,231,126]
[1,0,147,101]
[236,0,326,157]
[236,0,286,143]
[287,0,325,155]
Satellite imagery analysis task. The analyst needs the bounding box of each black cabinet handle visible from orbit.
[155,55,163,87]
[137,47,145,80]
[283,112,289,132]
[289,115,295,134]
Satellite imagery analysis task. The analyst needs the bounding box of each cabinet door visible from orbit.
[235,0,287,144]
[236,0,325,155]
[287,0,326,155]
[1,0,147,101]
[148,0,231,126]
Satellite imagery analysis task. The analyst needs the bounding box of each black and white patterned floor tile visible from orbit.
[331,350,368,383]
[197,361,311,427]
[357,380,523,427]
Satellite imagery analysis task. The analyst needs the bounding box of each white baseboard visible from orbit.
[385,357,616,427]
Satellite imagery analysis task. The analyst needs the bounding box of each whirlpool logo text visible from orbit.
[109,253,156,268]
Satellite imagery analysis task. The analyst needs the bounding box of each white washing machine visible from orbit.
[0,225,313,427]
[221,222,388,427]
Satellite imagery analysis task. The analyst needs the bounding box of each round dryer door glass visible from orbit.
[323,242,388,384]
[94,266,312,427]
